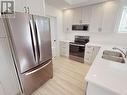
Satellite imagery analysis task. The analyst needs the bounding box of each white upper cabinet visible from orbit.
[15,0,26,12]
[0,19,7,38]
[90,4,104,32]
[26,0,45,16]
[102,0,119,33]
[89,1,119,33]
[63,9,73,32]
[82,6,92,24]
[63,1,119,33]
[15,0,45,16]
[72,7,82,24]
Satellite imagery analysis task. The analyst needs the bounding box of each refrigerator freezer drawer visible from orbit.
[21,60,53,95]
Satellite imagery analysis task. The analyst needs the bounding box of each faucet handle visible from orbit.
[123,48,127,56]
[123,48,127,51]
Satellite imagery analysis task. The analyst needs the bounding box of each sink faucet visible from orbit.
[112,47,127,58]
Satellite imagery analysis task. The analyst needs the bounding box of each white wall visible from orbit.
[45,4,64,56]
[62,0,127,46]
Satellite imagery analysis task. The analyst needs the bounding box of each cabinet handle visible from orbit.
[27,7,30,14]
[25,60,51,76]
[93,48,94,51]
[67,28,69,31]
[86,51,90,54]
[79,20,82,24]
[98,27,102,32]
[24,7,27,13]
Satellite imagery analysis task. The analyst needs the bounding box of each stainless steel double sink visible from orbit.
[102,50,125,63]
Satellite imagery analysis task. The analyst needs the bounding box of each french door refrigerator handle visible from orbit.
[34,20,41,62]
[25,60,52,76]
[29,20,38,64]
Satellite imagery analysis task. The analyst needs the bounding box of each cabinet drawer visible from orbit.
[85,52,92,58]
[60,42,69,48]
[84,56,91,63]
[85,50,93,54]
[86,46,94,50]
[60,52,68,57]
[60,45,68,48]
[60,42,67,45]
[60,47,68,52]
[60,50,66,54]
[85,55,91,60]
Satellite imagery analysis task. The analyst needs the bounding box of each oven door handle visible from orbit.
[70,43,85,47]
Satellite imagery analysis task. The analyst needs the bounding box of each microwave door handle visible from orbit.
[29,20,38,64]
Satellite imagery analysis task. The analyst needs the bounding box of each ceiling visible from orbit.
[46,0,109,10]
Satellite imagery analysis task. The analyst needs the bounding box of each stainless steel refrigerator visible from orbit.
[4,12,53,95]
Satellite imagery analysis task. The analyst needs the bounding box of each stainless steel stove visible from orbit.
[69,36,89,63]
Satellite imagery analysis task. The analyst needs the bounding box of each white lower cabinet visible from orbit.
[0,38,20,95]
[86,82,119,95]
[84,45,100,64]
[15,0,45,16]
[60,41,69,57]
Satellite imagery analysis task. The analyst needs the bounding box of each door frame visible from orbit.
[47,16,58,58]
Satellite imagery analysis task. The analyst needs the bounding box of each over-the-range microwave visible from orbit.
[72,24,89,31]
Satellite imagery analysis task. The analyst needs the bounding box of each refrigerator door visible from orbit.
[6,13,38,73]
[21,60,53,95]
[33,16,52,64]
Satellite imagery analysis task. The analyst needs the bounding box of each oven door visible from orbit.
[69,43,85,58]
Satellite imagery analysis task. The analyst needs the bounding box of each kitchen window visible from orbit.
[119,7,127,33]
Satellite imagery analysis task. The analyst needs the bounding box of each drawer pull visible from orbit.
[25,60,51,76]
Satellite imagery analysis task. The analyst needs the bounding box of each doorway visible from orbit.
[49,16,57,58]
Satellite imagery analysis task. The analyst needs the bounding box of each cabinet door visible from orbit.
[15,0,26,12]
[87,83,119,95]
[60,41,69,57]
[91,46,100,63]
[82,6,92,24]
[0,38,20,95]
[90,4,104,32]
[26,0,45,16]
[85,45,100,64]
[72,8,82,24]
[85,45,94,64]
[0,19,7,38]
[63,9,73,32]
[102,0,119,33]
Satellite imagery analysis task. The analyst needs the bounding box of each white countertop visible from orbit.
[85,45,127,95]
[60,40,72,43]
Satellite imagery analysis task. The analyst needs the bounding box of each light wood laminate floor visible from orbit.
[32,57,90,95]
